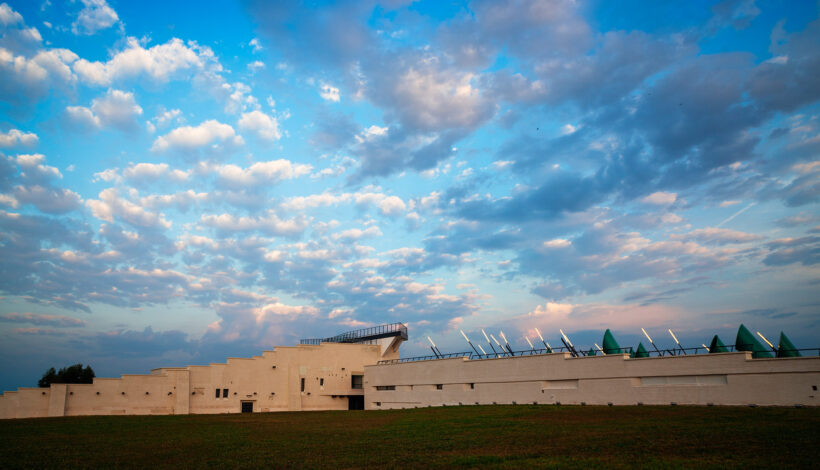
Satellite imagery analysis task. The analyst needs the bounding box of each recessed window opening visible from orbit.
[215,389,220,398]
[376,385,395,391]
[470,383,475,389]
[222,388,228,398]
[436,384,443,390]
[301,378,305,392]
[351,375,363,389]
[320,378,324,386]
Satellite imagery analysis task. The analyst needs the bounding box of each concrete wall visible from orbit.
[364,351,820,409]
[0,342,386,419]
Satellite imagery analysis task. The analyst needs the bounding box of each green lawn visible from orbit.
[1,405,817,469]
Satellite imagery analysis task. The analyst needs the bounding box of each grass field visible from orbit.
[1,405,818,469]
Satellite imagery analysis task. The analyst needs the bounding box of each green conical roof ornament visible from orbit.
[602,329,623,354]
[708,335,729,353]
[587,348,597,356]
[632,342,649,358]
[777,332,801,358]
[735,324,773,358]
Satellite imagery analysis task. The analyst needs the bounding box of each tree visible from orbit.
[38,364,95,387]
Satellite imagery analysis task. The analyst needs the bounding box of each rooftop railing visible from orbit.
[300,322,408,345]
[376,345,820,365]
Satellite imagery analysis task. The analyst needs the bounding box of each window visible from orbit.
[436,384,443,390]
[215,389,220,398]
[320,378,324,387]
[351,375,363,389]
[376,385,395,391]
[301,378,305,392]
[470,383,475,389]
[222,388,228,398]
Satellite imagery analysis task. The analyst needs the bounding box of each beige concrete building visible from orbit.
[2,323,819,419]
[0,324,405,419]
[365,351,820,409]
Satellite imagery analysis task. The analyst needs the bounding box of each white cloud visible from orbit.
[0,47,78,102]
[153,108,182,128]
[0,3,23,26]
[641,191,677,205]
[73,37,209,86]
[249,38,262,52]
[151,120,243,152]
[0,129,38,147]
[86,188,172,229]
[93,168,121,183]
[253,302,318,322]
[237,110,280,141]
[332,226,382,241]
[378,195,406,216]
[200,211,308,236]
[13,184,82,213]
[65,105,100,128]
[378,60,493,131]
[212,159,312,188]
[72,0,119,35]
[542,238,571,249]
[247,60,265,72]
[16,153,61,180]
[319,83,340,102]
[66,89,143,131]
[123,163,189,183]
[560,123,577,135]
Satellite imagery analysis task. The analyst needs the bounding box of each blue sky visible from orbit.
[0,0,818,391]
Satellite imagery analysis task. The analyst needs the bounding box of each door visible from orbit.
[241,401,254,413]
[348,395,364,410]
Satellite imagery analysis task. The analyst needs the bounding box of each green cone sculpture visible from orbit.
[735,324,773,358]
[777,332,801,358]
[708,335,729,353]
[602,329,624,354]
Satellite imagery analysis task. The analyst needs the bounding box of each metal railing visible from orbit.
[376,345,820,365]
[300,322,408,345]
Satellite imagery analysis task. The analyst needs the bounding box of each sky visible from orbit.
[0,0,818,391]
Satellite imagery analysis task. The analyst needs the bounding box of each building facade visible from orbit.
[1,323,819,419]
[364,350,820,409]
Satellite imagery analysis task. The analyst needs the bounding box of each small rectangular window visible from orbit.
[301,378,305,392]
[351,375,363,389]
[222,388,228,398]
[376,385,395,391]
[320,378,324,387]
[470,383,475,389]
[215,389,220,398]
[436,384,443,390]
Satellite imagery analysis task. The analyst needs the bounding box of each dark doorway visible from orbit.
[241,401,253,413]
[348,396,364,410]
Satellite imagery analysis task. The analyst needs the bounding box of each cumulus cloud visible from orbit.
[641,191,677,205]
[13,184,82,214]
[212,159,312,188]
[237,110,280,141]
[200,211,308,237]
[0,3,23,27]
[65,89,143,131]
[0,47,77,105]
[151,120,243,153]
[86,188,172,229]
[319,83,340,102]
[0,128,38,147]
[72,0,119,35]
[122,162,189,184]
[73,37,211,86]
